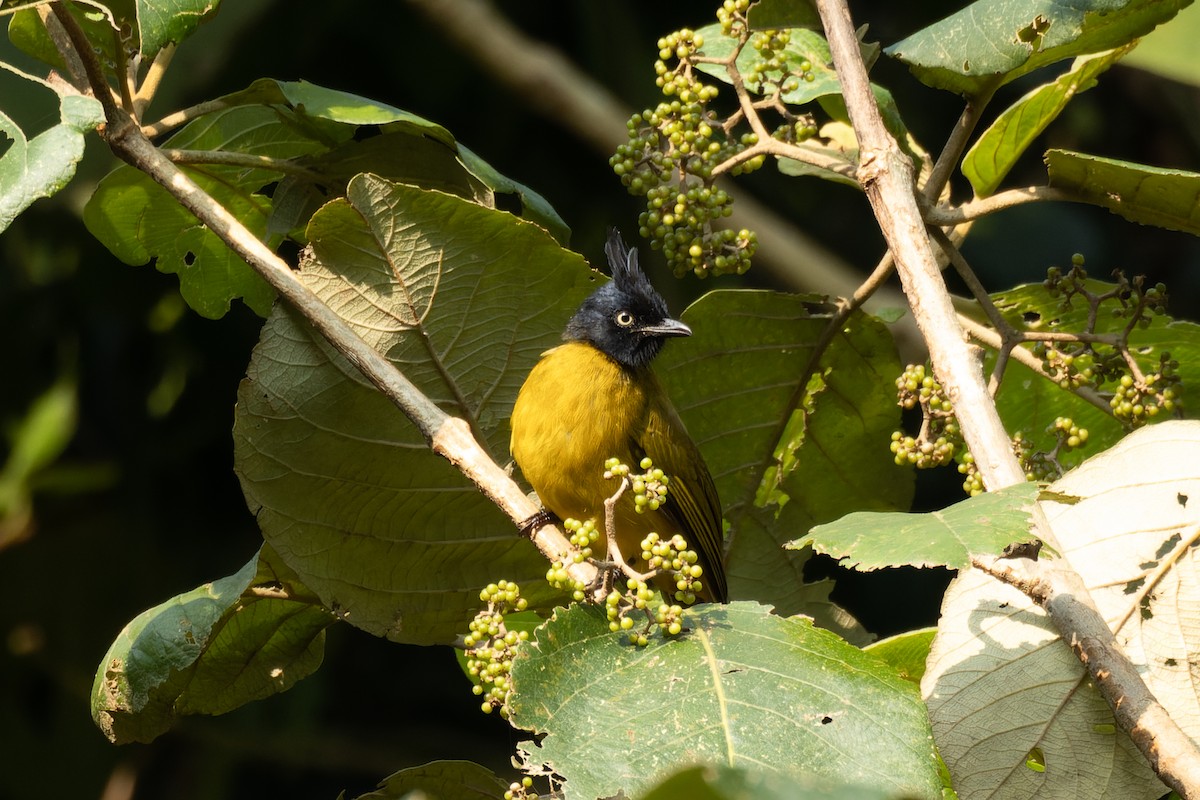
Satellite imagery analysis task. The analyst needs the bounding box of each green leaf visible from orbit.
[864,628,936,685]
[135,0,220,59]
[1,89,103,234]
[219,78,457,138]
[641,765,896,800]
[84,104,343,318]
[233,176,594,645]
[510,603,941,800]
[219,79,568,242]
[963,46,1133,196]
[7,6,120,74]
[887,0,1188,96]
[990,277,1200,459]
[924,422,1200,798]
[792,483,1041,570]
[1045,149,1200,234]
[1121,0,1200,85]
[658,292,911,625]
[91,546,334,744]
[348,760,509,800]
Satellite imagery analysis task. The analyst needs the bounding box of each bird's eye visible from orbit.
[615,311,635,327]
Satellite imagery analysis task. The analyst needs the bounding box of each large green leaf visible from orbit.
[924,421,1200,798]
[886,0,1188,96]
[962,47,1133,197]
[792,482,1041,570]
[658,292,911,624]
[0,90,103,233]
[91,546,334,744]
[233,175,594,645]
[219,79,569,244]
[510,602,941,800]
[83,81,568,319]
[84,104,345,318]
[1046,149,1200,234]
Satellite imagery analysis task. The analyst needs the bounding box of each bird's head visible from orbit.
[565,229,691,369]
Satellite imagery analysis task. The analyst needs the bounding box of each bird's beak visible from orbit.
[638,318,691,337]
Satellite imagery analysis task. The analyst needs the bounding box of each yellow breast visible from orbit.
[510,342,650,524]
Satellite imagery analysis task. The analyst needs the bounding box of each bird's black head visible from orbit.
[564,229,691,369]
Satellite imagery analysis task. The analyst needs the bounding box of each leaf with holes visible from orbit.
[791,482,1041,570]
[923,421,1200,799]
[1046,149,1200,235]
[887,0,1186,96]
[511,602,941,800]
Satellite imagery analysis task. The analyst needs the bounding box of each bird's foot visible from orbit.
[517,509,560,537]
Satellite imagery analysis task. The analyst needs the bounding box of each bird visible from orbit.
[510,228,727,603]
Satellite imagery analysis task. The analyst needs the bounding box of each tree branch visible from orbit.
[816,0,1200,795]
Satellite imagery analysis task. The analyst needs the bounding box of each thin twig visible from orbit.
[923,83,998,203]
[162,148,324,180]
[142,99,233,138]
[133,42,175,118]
[37,4,89,93]
[602,477,654,586]
[957,315,1114,414]
[925,186,1076,225]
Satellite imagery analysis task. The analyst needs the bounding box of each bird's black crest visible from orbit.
[563,229,685,369]
[604,229,660,306]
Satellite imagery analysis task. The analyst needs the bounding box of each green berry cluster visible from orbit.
[545,561,586,602]
[503,777,538,800]
[1110,358,1180,423]
[890,364,962,469]
[562,517,599,563]
[611,18,761,278]
[747,29,815,94]
[463,581,529,718]
[604,456,672,513]
[640,531,705,604]
[1033,259,1182,427]
[604,580,690,647]
[1012,417,1091,482]
[957,452,983,496]
[1044,257,1168,330]
[717,0,752,36]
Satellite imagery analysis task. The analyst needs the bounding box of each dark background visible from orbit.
[2,2,1198,798]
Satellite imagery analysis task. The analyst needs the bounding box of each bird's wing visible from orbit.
[637,386,728,602]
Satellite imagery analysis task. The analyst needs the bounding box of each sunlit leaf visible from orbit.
[1046,149,1200,235]
[924,421,1200,798]
[887,0,1186,96]
[511,602,940,800]
[792,482,1041,570]
[963,46,1133,196]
